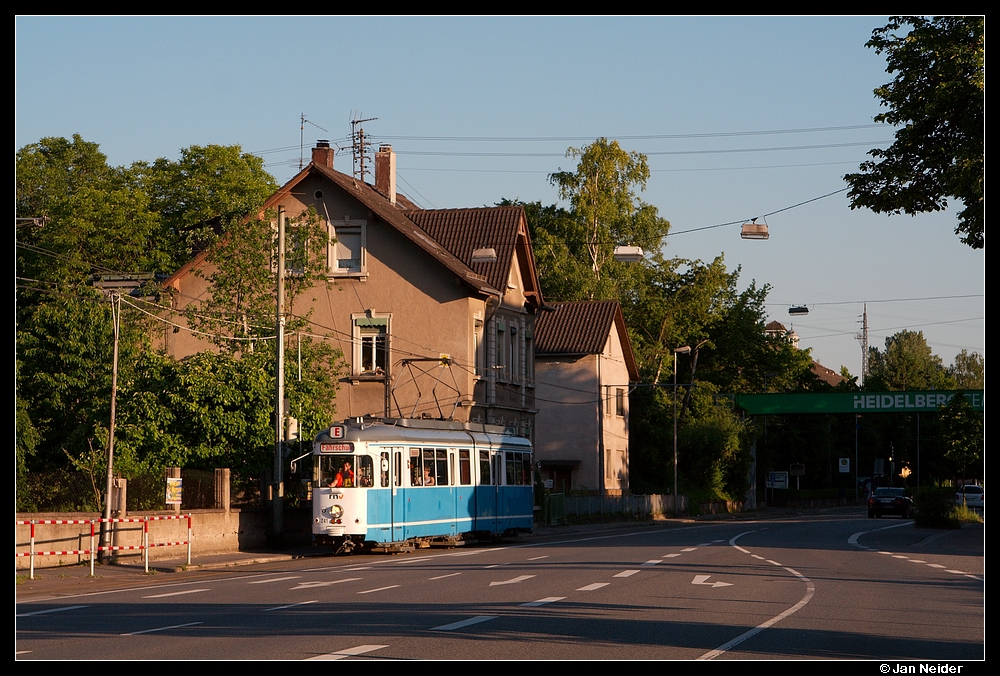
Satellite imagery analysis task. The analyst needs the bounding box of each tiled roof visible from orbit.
[535,300,639,380]
[407,206,524,295]
[810,361,846,387]
[535,300,620,355]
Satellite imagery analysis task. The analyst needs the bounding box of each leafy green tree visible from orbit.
[184,207,332,351]
[516,138,823,498]
[15,134,344,510]
[865,330,954,391]
[16,135,168,284]
[133,144,278,267]
[845,16,985,249]
[939,392,983,484]
[546,138,672,298]
[948,349,984,389]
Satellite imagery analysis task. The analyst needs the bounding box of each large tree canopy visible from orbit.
[16,135,338,510]
[845,16,984,249]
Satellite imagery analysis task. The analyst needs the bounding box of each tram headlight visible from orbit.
[329,505,344,519]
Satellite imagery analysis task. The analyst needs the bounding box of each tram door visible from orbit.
[474,448,497,533]
[391,449,404,541]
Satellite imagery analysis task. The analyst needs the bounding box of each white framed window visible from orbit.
[352,314,389,376]
[473,316,485,377]
[329,218,367,276]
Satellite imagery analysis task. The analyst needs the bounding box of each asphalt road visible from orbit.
[16,512,984,661]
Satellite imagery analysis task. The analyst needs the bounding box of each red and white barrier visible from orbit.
[15,515,193,578]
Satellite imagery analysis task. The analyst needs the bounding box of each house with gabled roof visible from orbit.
[160,141,544,436]
[533,300,639,495]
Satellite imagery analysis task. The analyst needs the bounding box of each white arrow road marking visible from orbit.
[432,616,498,631]
[520,597,565,607]
[692,575,733,588]
[489,575,535,586]
[307,644,388,660]
[292,578,361,590]
[577,582,609,591]
[142,589,210,598]
[17,605,88,617]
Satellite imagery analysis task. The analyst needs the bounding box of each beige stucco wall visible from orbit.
[158,174,542,430]
[534,322,631,494]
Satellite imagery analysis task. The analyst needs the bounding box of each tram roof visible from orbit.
[314,418,532,449]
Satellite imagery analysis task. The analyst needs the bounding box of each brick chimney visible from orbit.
[312,140,334,169]
[375,144,396,205]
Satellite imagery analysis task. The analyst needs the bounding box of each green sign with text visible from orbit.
[732,391,984,415]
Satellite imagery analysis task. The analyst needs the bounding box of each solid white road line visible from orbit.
[357,585,400,594]
[429,572,462,580]
[292,578,361,590]
[431,616,498,631]
[263,600,318,611]
[123,621,203,636]
[16,605,88,617]
[248,576,301,584]
[142,589,209,599]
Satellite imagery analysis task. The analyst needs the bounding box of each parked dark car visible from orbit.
[868,487,915,518]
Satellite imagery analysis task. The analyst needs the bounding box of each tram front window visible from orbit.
[320,455,374,488]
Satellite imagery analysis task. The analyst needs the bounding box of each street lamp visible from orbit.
[673,346,691,517]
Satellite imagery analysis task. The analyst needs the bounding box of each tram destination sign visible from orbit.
[733,390,983,415]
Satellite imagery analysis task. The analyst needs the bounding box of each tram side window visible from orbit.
[505,451,532,486]
[357,455,374,487]
[479,450,491,485]
[409,448,422,485]
[421,448,449,486]
[459,450,472,485]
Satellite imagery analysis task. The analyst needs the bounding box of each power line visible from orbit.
[375,124,883,143]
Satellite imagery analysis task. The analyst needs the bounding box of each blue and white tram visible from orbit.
[312,418,533,551]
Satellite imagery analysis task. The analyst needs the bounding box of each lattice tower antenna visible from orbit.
[855,303,869,384]
[350,113,377,181]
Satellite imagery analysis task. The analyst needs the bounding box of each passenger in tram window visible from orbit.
[342,460,355,487]
[330,469,344,487]
[423,466,436,486]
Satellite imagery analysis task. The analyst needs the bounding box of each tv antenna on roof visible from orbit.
[299,113,330,170]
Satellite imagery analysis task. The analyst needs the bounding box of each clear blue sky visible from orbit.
[15,16,984,379]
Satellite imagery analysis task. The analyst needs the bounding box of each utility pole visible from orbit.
[856,303,869,385]
[274,207,286,537]
[101,290,121,562]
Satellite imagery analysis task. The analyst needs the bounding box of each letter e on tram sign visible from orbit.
[329,424,346,439]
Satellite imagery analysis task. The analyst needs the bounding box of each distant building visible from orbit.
[533,300,639,495]
[766,321,845,387]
